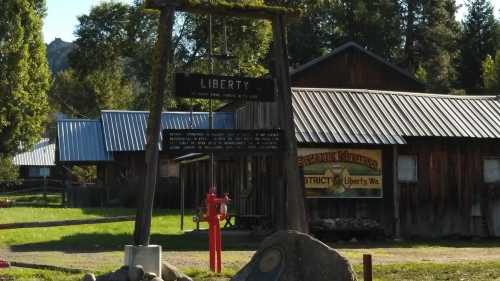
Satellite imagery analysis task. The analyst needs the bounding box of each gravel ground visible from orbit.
[2,243,500,273]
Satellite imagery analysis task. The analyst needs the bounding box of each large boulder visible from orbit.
[231,230,357,281]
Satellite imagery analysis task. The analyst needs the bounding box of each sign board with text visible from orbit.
[298,148,383,198]
[175,73,275,101]
[162,129,283,153]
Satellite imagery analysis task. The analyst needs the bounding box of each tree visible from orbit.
[482,51,500,91]
[287,0,403,66]
[0,0,50,156]
[49,67,133,118]
[0,156,19,183]
[458,0,498,91]
[419,0,460,93]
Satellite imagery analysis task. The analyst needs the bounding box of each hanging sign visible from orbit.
[175,73,275,101]
[163,129,283,153]
[298,148,383,198]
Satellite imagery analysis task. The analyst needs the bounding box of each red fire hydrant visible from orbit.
[206,190,230,273]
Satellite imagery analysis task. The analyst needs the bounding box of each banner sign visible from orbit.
[298,148,383,198]
[162,129,283,153]
[175,73,275,101]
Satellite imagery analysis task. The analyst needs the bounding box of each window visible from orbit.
[484,158,500,183]
[398,155,417,183]
[29,167,50,177]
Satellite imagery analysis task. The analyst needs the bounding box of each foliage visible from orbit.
[482,51,500,92]
[52,1,272,114]
[70,166,97,184]
[287,0,403,66]
[0,156,19,183]
[0,0,50,155]
[49,67,133,118]
[458,0,498,91]
[418,0,460,93]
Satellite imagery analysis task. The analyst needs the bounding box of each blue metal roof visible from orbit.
[101,110,235,151]
[57,119,113,162]
[12,138,56,166]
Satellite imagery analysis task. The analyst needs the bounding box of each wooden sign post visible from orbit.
[138,0,307,250]
[134,7,175,246]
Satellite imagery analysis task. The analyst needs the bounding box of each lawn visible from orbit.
[2,207,500,280]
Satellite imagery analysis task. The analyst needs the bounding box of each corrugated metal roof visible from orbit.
[12,138,55,166]
[292,88,500,145]
[57,119,113,162]
[101,110,235,151]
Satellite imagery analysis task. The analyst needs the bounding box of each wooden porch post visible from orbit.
[393,145,401,239]
[271,15,308,232]
[134,7,175,246]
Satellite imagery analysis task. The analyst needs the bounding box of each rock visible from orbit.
[82,273,96,281]
[96,266,129,281]
[128,265,145,281]
[231,230,357,281]
[162,262,192,281]
[144,272,158,280]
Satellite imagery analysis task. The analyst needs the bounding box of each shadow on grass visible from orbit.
[9,232,258,253]
[78,208,189,218]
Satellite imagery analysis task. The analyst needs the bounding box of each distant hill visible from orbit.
[46,38,73,75]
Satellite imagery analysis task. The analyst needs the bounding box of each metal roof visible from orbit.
[57,119,113,162]
[292,88,500,145]
[290,42,424,88]
[12,138,56,166]
[101,110,235,151]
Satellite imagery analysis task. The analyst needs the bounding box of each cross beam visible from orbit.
[145,0,301,20]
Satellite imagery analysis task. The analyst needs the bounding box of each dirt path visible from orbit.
[2,245,500,272]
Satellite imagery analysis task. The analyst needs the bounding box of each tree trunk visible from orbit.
[133,7,175,246]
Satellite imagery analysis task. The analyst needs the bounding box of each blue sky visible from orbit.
[43,0,133,43]
[43,0,500,43]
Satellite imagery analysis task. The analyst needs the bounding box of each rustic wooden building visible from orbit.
[56,111,234,208]
[13,138,57,179]
[290,42,426,92]
[233,88,500,238]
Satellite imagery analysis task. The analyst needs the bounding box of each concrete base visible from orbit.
[124,245,162,277]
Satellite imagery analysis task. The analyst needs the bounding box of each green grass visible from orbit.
[2,207,500,280]
[0,207,252,253]
[2,262,500,281]
[352,261,500,281]
[0,268,81,281]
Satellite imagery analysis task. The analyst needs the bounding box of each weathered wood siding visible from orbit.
[398,138,500,238]
[291,47,425,92]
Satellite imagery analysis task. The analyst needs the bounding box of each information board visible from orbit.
[175,73,275,101]
[162,129,283,153]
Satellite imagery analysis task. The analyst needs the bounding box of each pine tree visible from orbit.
[419,0,460,93]
[0,0,50,156]
[458,0,498,92]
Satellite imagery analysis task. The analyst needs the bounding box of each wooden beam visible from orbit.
[145,0,301,20]
[393,145,401,239]
[133,7,176,246]
[272,15,307,232]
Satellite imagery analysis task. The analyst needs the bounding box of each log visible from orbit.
[272,15,307,232]
[0,216,135,230]
[133,7,176,246]
[145,0,301,20]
